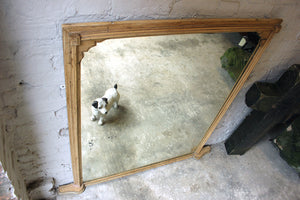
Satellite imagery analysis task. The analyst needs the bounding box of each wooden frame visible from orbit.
[59,18,282,193]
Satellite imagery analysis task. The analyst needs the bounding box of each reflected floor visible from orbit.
[81,33,237,181]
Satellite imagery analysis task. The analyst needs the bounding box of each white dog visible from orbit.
[91,84,120,125]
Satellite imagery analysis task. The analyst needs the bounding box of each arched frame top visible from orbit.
[59,18,282,194]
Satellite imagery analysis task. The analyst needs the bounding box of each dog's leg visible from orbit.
[90,115,97,121]
[114,96,120,109]
[113,101,119,109]
[98,117,104,125]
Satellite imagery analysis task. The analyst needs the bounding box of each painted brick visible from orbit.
[0,78,17,92]
[16,86,66,117]
[259,38,299,64]
[267,0,298,5]
[1,22,58,42]
[270,5,299,31]
[0,0,77,41]
[216,1,240,17]
[1,88,19,108]
[13,40,64,74]
[112,0,172,19]
[12,108,68,132]
[221,0,239,2]
[0,61,16,80]
[75,0,111,16]
[238,1,273,18]
[0,42,15,60]
[170,0,219,17]
[245,0,266,4]
[16,70,65,90]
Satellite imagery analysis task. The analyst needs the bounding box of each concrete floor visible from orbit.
[58,141,300,200]
[80,33,238,182]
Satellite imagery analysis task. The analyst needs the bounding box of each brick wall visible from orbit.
[0,0,299,199]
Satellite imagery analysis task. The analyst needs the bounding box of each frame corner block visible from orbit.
[58,183,86,194]
[69,33,81,46]
[193,146,211,160]
[274,24,282,33]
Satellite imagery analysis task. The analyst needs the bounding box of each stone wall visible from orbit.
[0,0,299,199]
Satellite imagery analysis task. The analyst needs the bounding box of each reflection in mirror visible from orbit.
[81,32,259,181]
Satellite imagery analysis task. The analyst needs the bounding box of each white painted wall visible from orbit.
[0,0,299,199]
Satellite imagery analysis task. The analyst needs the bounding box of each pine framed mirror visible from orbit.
[59,18,282,193]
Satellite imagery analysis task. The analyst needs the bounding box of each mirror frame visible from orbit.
[59,18,282,193]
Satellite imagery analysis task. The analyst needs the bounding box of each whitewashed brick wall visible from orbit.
[0,0,299,199]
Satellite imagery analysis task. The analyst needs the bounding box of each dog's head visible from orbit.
[92,98,108,115]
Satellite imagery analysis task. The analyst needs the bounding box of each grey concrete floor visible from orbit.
[58,141,300,200]
[80,33,238,182]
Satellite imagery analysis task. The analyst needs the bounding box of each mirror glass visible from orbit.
[81,32,259,181]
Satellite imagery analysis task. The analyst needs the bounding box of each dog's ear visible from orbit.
[92,101,98,108]
[102,98,108,104]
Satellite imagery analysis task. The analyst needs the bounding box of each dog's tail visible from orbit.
[114,84,118,89]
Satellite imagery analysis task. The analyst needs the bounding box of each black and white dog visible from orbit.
[90,84,120,125]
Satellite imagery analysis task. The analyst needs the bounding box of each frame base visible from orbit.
[58,183,86,194]
[193,146,211,160]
